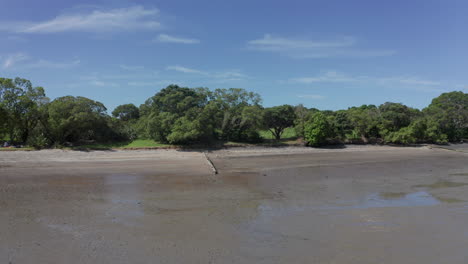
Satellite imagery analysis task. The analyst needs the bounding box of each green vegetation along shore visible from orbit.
[1,77,467,149]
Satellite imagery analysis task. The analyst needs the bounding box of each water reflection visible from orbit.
[356,191,440,208]
[104,174,144,226]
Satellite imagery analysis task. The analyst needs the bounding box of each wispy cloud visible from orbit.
[166,65,248,82]
[397,78,441,86]
[0,6,161,33]
[2,53,29,69]
[248,34,355,51]
[213,71,248,81]
[25,59,81,69]
[127,80,183,87]
[290,71,448,92]
[166,65,207,75]
[291,71,358,83]
[297,94,326,100]
[247,34,395,59]
[90,80,119,87]
[2,53,80,69]
[155,34,200,44]
[119,64,145,71]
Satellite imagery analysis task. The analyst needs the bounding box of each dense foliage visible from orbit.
[0,76,467,148]
[263,105,296,140]
[304,112,332,146]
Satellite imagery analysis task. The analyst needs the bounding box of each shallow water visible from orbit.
[357,191,440,208]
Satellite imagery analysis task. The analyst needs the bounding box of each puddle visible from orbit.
[413,180,468,189]
[104,174,145,227]
[254,191,442,219]
[351,191,441,209]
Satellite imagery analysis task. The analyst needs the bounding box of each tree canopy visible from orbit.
[263,105,296,140]
[112,103,140,121]
[1,77,467,148]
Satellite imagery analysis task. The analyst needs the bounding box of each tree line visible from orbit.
[0,77,467,148]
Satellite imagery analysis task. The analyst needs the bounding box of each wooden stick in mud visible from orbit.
[204,152,218,174]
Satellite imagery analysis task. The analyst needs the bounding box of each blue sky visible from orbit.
[1,0,467,111]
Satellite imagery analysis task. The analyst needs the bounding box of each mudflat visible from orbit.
[1,145,468,263]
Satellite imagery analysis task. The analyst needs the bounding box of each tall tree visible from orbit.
[379,102,418,135]
[293,104,309,137]
[423,91,468,141]
[304,112,333,147]
[211,88,263,142]
[143,85,213,144]
[347,105,381,142]
[263,105,295,140]
[112,103,140,121]
[44,96,109,144]
[0,77,49,143]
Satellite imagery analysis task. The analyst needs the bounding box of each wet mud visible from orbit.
[1,146,468,263]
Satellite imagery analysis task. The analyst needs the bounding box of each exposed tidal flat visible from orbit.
[1,144,468,263]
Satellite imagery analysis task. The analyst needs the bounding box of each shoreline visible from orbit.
[1,144,466,165]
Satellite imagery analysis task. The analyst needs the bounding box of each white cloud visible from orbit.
[2,53,80,69]
[166,66,248,82]
[90,80,119,87]
[213,71,248,80]
[119,64,145,71]
[247,34,395,59]
[2,53,29,69]
[397,78,441,86]
[297,94,325,100]
[24,59,81,69]
[291,71,359,83]
[0,6,161,33]
[155,34,200,44]
[166,65,207,75]
[293,49,397,59]
[127,80,182,87]
[290,71,448,92]
[248,34,355,51]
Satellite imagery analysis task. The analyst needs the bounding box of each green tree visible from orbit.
[347,105,381,142]
[43,96,111,144]
[263,105,295,140]
[331,110,352,140]
[112,103,140,121]
[293,104,310,137]
[304,112,333,147]
[0,77,49,143]
[0,105,7,139]
[378,102,419,136]
[142,85,214,144]
[211,88,263,142]
[423,91,467,141]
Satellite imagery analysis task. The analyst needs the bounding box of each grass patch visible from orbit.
[0,147,35,151]
[260,127,297,140]
[122,139,171,148]
[70,139,171,150]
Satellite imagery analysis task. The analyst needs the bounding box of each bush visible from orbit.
[304,112,332,147]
